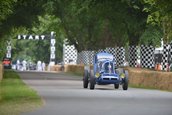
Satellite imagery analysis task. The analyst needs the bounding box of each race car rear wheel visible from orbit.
[83,70,89,88]
[90,70,95,90]
[114,84,119,89]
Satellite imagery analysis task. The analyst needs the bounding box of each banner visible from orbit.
[17,35,48,40]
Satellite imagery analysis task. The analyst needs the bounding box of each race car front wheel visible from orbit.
[122,70,128,90]
[114,84,119,89]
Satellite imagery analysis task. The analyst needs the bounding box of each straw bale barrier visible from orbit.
[0,63,3,81]
[63,65,172,91]
[126,67,172,91]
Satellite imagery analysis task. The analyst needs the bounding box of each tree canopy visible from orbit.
[0,0,171,62]
[143,0,172,43]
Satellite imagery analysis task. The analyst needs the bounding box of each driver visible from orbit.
[104,62,112,73]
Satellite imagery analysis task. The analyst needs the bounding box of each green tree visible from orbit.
[32,14,65,62]
[0,0,45,39]
[51,0,129,51]
[54,0,149,50]
[0,0,17,59]
[144,0,172,43]
[0,0,45,59]
[0,0,16,24]
[1,0,169,61]
[140,25,163,46]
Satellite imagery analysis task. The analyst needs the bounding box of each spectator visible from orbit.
[22,60,27,71]
[37,61,42,71]
[16,59,20,70]
[42,61,46,71]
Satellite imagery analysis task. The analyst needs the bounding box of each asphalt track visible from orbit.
[18,71,172,115]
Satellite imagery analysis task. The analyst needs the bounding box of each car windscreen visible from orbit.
[101,61,114,73]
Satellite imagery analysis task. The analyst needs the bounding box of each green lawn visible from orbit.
[0,70,43,115]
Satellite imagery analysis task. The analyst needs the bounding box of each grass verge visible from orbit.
[129,84,157,90]
[0,70,43,115]
[129,84,172,92]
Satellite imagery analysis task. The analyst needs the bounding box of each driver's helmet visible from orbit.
[104,61,113,73]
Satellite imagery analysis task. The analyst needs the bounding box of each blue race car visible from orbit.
[83,52,128,90]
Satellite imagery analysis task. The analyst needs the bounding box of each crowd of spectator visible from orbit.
[14,60,46,71]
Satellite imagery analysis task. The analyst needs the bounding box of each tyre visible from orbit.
[114,84,119,89]
[90,70,95,90]
[122,70,128,90]
[83,70,89,88]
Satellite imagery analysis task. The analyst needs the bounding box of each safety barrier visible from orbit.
[126,67,172,91]
[0,63,3,81]
[64,64,84,74]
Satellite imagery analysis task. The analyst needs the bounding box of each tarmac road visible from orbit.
[18,71,172,115]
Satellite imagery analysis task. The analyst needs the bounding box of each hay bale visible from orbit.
[0,63,3,102]
[49,66,55,71]
[128,68,143,87]
[142,72,157,88]
[64,65,69,72]
[127,67,172,91]
[157,73,171,90]
[54,65,62,71]
[168,76,172,91]
[64,64,84,75]
[0,63,3,81]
